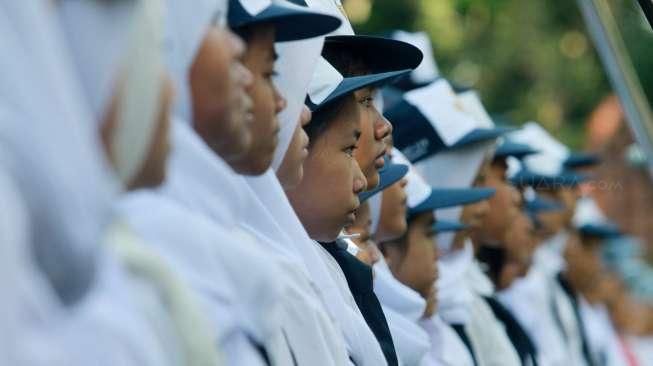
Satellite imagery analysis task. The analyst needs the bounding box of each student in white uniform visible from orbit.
[1,1,203,364]
[378,149,498,366]
[570,198,630,366]
[501,122,593,366]
[120,0,363,364]
[58,0,227,364]
[387,79,521,366]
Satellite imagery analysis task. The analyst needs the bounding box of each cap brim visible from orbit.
[231,2,342,42]
[564,152,601,169]
[433,220,468,233]
[494,141,538,160]
[324,35,423,73]
[453,127,515,149]
[308,69,412,112]
[359,163,409,203]
[510,169,591,188]
[579,224,622,239]
[409,187,496,215]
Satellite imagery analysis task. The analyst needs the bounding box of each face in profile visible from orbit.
[353,88,392,190]
[230,25,287,176]
[384,211,439,298]
[475,158,521,244]
[287,96,367,243]
[190,26,254,166]
[497,212,535,290]
[277,106,311,190]
[375,177,408,243]
[346,202,381,266]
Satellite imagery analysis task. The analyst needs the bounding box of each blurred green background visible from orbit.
[344,0,653,148]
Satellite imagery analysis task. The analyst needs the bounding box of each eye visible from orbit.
[359,95,374,108]
[265,70,278,81]
[344,144,358,157]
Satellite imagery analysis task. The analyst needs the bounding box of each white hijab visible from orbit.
[116,1,289,363]
[0,0,116,307]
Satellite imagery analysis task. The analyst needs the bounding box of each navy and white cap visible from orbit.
[573,197,622,240]
[305,58,410,112]
[494,139,538,160]
[359,158,408,203]
[392,148,496,218]
[506,122,590,187]
[229,0,341,41]
[387,79,511,163]
[433,220,468,233]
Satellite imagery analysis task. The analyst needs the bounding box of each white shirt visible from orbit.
[465,261,522,366]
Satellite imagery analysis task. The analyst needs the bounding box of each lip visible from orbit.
[345,210,357,225]
[374,149,386,169]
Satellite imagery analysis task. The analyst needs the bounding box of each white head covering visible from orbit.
[509,121,570,176]
[60,0,166,186]
[0,0,116,306]
[305,0,354,35]
[164,0,227,122]
[392,30,440,84]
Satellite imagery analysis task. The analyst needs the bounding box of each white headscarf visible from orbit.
[0,0,116,306]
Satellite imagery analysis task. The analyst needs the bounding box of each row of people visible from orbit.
[2,0,650,365]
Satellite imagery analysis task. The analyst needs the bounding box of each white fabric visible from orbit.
[163,0,227,122]
[374,257,430,365]
[369,192,383,235]
[464,261,521,366]
[240,0,271,15]
[579,298,629,366]
[508,122,570,176]
[272,36,326,169]
[416,141,494,252]
[308,57,345,105]
[456,90,494,129]
[498,231,581,366]
[305,0,354,35]
[384,306,430,366]
[121,188,275,366]
[0,0,117,306]
[550,278,588,366]
[437,242,475,325]
[392,148,431,208]
[404,79,477,146]
[573,196,608,227]
[421,315,475,366]
[59,0,165,185]
[374,256,427,322]
[392,31,439,84]
[0,166,71,366]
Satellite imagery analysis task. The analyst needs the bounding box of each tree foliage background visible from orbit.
[344,0,653,148]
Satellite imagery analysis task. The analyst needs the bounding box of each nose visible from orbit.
[374,114,393,141]
[300,106,312,127]
[352,160,367,194]
[274,88,287,114]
